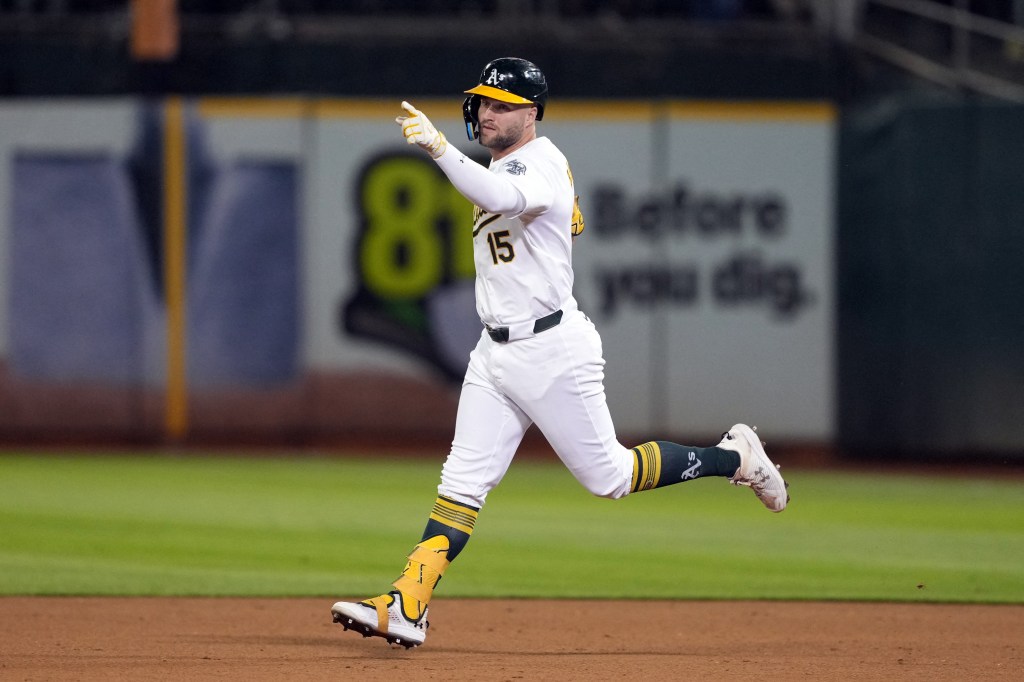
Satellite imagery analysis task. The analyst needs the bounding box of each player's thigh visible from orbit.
[510,313,632,499]
[439,358,532,508]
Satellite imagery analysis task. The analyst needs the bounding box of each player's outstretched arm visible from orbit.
[396,101,530,216]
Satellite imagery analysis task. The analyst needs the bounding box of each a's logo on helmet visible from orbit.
[485,69,499,85]
[503,160,527,176]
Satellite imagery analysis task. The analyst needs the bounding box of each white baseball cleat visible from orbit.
[718,424,790,512]
[331,591,428,648]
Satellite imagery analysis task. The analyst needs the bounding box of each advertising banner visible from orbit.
[0,98,835,441]
[309,100,836,440]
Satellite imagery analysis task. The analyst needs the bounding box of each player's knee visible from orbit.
[579,478,630,500]
[567,451,632,499]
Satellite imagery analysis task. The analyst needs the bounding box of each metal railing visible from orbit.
[855,0,1024,101]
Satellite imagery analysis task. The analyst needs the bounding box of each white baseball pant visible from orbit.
[438,308,634,508]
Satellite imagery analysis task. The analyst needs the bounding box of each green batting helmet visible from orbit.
[462,57,548,140]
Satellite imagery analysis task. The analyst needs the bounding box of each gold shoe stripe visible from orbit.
[393,575,432,603]
[366,594,391,633]
[408,545,451,574]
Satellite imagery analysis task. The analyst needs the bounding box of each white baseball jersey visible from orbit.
[469,137,577,328]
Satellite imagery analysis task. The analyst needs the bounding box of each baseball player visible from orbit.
[331,57,789,648]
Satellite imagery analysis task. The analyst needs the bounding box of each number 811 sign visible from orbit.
[340,151,479,381]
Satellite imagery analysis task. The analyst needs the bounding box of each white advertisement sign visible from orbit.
[308,100,836,440]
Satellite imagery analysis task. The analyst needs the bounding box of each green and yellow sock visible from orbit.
[629,441,740,494]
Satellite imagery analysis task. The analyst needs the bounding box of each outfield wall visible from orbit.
[0,97,836,447]
[838,98,1024,458]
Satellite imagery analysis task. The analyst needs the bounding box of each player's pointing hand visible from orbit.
[397,101,448,160]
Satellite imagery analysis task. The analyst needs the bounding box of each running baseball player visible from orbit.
[331,57,789,648]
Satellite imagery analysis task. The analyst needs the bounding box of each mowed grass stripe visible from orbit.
[0,454,1021,602]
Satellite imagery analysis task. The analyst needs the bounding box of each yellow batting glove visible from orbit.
[396,101,448,160]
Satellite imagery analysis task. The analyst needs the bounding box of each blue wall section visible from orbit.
[10,154,154,384]
[8,110,299,391]
[188,161,299,387]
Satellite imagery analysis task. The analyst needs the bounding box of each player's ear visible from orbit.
[526,106,538,124]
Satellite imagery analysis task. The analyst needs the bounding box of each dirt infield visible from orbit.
[2,597,1022,680]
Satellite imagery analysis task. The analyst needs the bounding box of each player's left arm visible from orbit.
[566,161,585,238]
[571,194,585,238]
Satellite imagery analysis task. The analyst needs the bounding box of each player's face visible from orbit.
[477,97,536,152]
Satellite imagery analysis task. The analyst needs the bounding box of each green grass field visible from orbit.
[1,452,1022,603]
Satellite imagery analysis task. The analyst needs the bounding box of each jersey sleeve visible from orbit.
[492,154,556,219]
[434,146,555,219]
[434,148,525,215]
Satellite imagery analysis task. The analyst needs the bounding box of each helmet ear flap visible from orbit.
[462,95,480,141]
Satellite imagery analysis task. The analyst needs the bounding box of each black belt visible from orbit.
[486,309,563,343]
